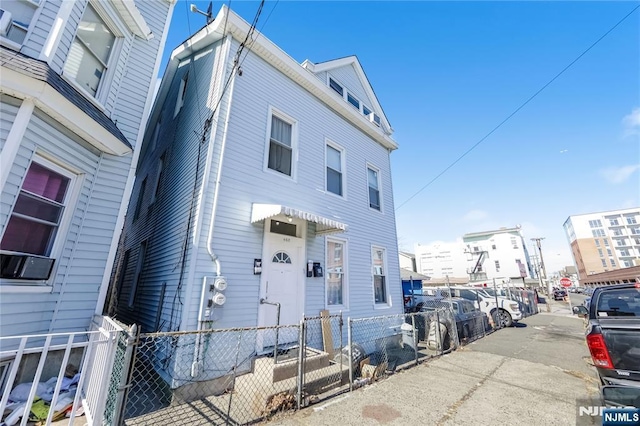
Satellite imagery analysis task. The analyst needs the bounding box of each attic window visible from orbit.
[329,78,343,96]
[363,105,372,116]
[347,93,360,110]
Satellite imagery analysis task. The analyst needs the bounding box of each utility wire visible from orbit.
[395,4,640,212]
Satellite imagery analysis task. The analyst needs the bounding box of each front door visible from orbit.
[257,218,305,349]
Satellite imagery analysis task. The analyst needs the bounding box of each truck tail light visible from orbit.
[586,333,613,369]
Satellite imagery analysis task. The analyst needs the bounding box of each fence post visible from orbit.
[296,320,305,409]
[347,317,353,391]
[115,324,139,426]
[411,314,418,366]
[435,310,442,356]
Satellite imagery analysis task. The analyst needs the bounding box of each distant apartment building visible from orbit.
[415,227,534,283]
[563,207,640,279]
[415,241,468,279]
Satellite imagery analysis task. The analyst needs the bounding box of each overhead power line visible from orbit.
[395,4,640,212]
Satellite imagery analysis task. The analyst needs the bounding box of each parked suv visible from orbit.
[410,297,488,342]
[423,287,522,327]
[553,288,567,301]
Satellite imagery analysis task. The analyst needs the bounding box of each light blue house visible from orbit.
[112,5,402,348]
[0,0,175,353]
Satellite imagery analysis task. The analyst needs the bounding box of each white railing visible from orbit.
[0,316,123,426]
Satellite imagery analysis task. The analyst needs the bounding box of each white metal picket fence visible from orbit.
[0,315,124,426]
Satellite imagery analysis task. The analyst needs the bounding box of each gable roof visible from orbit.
[0,46,132,154]
[152,5,397,151]
[301,56,392,133]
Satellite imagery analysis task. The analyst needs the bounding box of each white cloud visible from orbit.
[462,209,488,222]
[599,164,640,184]
[623,107,640,137]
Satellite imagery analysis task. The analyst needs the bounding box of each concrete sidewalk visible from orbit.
[265,312,597,426]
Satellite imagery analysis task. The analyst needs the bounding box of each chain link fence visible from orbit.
[115,305,497,425]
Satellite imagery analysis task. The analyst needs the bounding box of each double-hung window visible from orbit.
[326,143,344,196]
[267,111,295,177]
[63,3,118,98]
[367,166,381,211]
[326,238,346,307]
[372,246,388,305]
[1,160,73,257]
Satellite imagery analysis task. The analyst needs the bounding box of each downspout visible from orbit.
[191,35,236,376]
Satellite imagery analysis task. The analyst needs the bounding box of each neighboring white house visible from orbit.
[415,240,468,280]
[399,251,416,272]
[109,4,402,345]
[0,0,175,372]
[462,226,534,282]
[414,227,534,284]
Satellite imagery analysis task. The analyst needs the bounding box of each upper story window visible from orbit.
[0,0,41,47]
[609,218,620,226]
[367,165,381,211]
[174,72,189,118]
[589,219,603,228]
[63,3,118,98]
[266,110,296,178]
[151,153,165,203]
[326,143,344,196]
[627,216,638,225]
[133,177,147,222]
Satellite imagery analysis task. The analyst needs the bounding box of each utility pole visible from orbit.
[531,238,550,312]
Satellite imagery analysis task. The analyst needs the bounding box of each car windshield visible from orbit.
[595,288,640,317]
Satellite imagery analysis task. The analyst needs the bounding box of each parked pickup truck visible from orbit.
[573,283,640,392]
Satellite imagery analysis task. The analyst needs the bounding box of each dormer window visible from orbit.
[347,93,359,110]
[63,3,117,98]
[329,78,343,96]
[327,75,382,128]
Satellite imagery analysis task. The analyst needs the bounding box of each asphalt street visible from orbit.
[266,299,599,426]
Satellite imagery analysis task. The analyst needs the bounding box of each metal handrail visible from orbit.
[260,298,281,363]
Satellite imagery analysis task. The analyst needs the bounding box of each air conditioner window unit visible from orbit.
[0,9,12,37]
[0,254,55,280]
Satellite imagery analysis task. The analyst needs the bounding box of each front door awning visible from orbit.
[251,203,348,235]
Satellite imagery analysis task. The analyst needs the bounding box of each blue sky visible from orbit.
[161,1,640,273]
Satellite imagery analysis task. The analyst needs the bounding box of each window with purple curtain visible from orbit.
[1,162,70,256]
